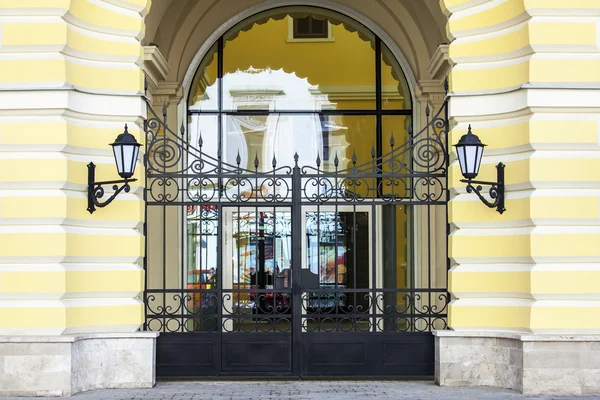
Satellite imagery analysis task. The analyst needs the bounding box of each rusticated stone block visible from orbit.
[435,331,600,395]
[0,333,158,397]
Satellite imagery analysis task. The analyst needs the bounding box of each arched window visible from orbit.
[187,6,412,172]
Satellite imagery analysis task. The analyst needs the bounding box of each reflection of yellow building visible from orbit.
[0,0,599,397]
[189,14,410,170]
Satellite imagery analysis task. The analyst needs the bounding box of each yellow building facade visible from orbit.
[0,0,599,396]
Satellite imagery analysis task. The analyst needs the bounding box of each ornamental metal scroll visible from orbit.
[144,101,448,206]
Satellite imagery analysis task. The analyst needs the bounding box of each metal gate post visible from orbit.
[291,153,302,376]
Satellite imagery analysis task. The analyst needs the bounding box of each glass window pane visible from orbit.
[305,211,369,288]
[381,116,412,199]
[325,115,377,171]
[381,205,409,290]
[188,43,219,111]
[381,43,412,110]
[311,18,327,36]
[380,204,409,331]
[222,7,376,111]
[295,17,310,35]
[185,205,219,332]
[222,114,376,172]
[187,114,219,167]
[304,209,371,332]
[382,115,411,156]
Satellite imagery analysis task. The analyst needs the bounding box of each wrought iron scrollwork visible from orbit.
[461,162,505,214]
[144,98,449,335]
[145,98,448,206]
[298,290,448,333]
[87,162,136,214]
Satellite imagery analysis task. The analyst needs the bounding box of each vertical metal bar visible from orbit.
[409,204,415,332]
[254,172,260,332]
[181,180,185,332]
[371,204,377,332]
[352,183,357,332]
[317,168,321,331]
[426,110,432,331]
[162,107,168,332]
[216,204,223,371]
[217,37,224,200]
[273,207,277,332]
[291,155,302,376]
[258,212,265,290]
[391,205,397,332]
[237,205,241,333]
[237,165,241,333]
[180,122,186,332]
[333,168,338,329]
[237,205,241,331]
[142,120,149,331]
[409,104,416,333]
[375,37,383,196]
[197,154,204,333]
[86,163,96,214]
[197,207,202,332]
[444,84,450,327]
[273,160,278,333]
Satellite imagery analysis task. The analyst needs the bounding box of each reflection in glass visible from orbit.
[187,113,218,166]
[303,210,370,331]
[223,114,322,171]
[220,9,376,111]
[381,116,412,199]
[187,5,414,179]
[231,211,292,289]
[186,205,219,332]
[381,205,409,332]
[188,43,219,111]
[381,43,412,110]
[223,114,376,172]
[224,210,293,333]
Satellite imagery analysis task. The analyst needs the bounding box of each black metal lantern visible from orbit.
[110,124,141,179]
[454,125,506,214]
[455,125,485,180]
[87,124,141,214]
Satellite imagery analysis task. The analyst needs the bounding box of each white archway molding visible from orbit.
[179,0,420,108]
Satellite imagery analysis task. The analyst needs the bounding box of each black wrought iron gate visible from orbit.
[143,100,449,378]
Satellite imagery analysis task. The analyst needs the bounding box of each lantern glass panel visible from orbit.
[113,145,125,175]
[465,145,478,175]
[133,145,140,172]
[475,145,484,175]
[122,144,136,175]
[457,146,467,177]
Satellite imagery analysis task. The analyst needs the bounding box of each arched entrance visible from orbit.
[144,5,448,378]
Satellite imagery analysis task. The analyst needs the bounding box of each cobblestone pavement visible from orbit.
[2,381,600,400]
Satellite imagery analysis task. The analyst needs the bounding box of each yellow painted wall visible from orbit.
[0,0,150,334]
[444,0,600,333]
[4,0,597,336]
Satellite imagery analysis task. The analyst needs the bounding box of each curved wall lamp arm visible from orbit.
[460,163,505,214]
[87,162,137,214]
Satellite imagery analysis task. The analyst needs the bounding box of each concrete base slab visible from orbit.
[434,331,600,395]
[0,332,158,397]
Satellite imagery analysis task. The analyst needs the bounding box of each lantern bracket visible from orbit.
[460,162,505,214]
[87,162,137,214]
